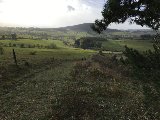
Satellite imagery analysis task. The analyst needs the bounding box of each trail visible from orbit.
[0,61,73,120]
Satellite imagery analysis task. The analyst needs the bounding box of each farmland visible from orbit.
[0,25,159,119]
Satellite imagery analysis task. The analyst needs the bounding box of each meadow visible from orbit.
[0,37,159,119]
[102,39,153,52]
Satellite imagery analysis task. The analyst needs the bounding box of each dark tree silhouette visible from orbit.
[11,33,17,40]
[1,35,5,40]
[92,0,160,33]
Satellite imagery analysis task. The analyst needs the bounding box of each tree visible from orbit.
[74,39,80,48]
[92,0,160,33]
[1,35,5,40]
[11,33,17,40]
[74,37,102,50]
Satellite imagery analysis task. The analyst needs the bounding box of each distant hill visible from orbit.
[54,23,120,33]
[55,23,93,32]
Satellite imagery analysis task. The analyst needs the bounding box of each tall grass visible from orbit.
[0,46,4,55]
[50,54,159,119]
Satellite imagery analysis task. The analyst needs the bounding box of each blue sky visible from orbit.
[0,0,148,29]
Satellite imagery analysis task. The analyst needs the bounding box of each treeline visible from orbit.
[0,42,57,49]
[74,37,106,49]
[140,34,155,40]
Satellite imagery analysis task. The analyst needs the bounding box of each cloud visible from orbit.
[0,0,148,29]
[67,5,75,12]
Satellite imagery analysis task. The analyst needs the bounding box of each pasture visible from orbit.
[102,40,153,52]
[0,38,159,119]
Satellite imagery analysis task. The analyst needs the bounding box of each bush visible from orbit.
[8,43,12,47]
[50,59,156,119]
[75,37,102,49]
[36,44,40,48]
[12,43,16,47]
[29,51,37,55]
[0,47,4,55]
[28,44,32,48]
[122,45,160,81]
[47,43,57,49]
[20,43,25,48]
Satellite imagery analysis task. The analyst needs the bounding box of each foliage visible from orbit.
[47,43,57,49]
[92,0,160,33]
[0,46,4,55]
[11,33,17,40]
[75,37,102,49]
[122,45,160,81]
[20,43,25,48]
[141,34,154,40]
[1,35,5,40]
[50,55,160,119]
[29,51,37,55]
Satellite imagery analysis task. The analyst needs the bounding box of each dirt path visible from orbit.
[0,61,73,120]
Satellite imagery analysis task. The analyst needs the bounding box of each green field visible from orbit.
[102,40,153,52]
[0,38,159,119]
[0,39,154,74]
[0,39,96,70]
[0,39,96,95]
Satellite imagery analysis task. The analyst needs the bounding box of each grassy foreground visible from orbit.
[1,54,159,119]
[0,61,74,119]
[0,39,159,119]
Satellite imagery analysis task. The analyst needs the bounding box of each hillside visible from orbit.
[55,23,93,32]
[0,23,157,41]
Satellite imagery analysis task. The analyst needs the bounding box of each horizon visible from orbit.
[0,23,151,31]
[0,0,149,30]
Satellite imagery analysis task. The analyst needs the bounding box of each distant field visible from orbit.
[102,40,153,52]
[0,38,158,119]
[0,39,96,68]
[0,39,96,96]
[0,39,154,69]
[0,39,69,48]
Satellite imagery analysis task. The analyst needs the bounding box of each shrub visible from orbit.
[47,43,57,49]
[20,43,25,48]
[50,82,100,120]
[36,44,40,48]
[8,43,12,47]
[0,47,4,55]
[75,37,102,49]
[122,45,160,81]
[50,59,154,120]
[28,44,32,48]
[29,51,37,55]
[12,43,16,47]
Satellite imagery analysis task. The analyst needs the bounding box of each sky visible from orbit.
[0,0,148,29]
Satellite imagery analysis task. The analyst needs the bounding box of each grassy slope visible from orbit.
[0,39,96,97]
[102,40,153,52]
[0,39,95,66]
[0,38,158,119]
[0,61,73,119]
[0,39,67,47]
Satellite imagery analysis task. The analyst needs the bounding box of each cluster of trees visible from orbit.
[0,33,17,40]
[140,34,155,40]
[74,37,102,49]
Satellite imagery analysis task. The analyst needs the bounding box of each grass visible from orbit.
[0,62,73,120]
[1,54,159,119]
[0,39,70,49]
[0,38,159,119]
[0,39,96,67]
[0,39,96,97]
[102,40,154,52]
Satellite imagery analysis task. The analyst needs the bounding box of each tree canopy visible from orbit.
[92,0,160,33]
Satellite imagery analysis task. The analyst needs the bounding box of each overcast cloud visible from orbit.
[0,0,148,29]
